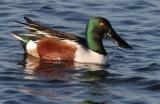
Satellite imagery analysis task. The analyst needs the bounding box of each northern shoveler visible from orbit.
[11,17,132,64]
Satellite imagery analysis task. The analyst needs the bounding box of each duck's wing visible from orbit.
[14,17,87,45]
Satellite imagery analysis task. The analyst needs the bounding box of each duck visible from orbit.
[11,17,132,64]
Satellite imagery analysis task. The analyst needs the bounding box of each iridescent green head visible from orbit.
[85,17,132,55]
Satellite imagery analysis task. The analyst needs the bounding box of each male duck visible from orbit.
[11,17,132,64]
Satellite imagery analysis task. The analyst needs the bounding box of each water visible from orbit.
[0,0,160,104]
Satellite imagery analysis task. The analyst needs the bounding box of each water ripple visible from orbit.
[0,0,160,104]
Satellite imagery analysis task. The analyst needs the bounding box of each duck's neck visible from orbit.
[85,23,107,55]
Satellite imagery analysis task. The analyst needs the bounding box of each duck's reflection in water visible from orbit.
[18,54,110,103]
[23,54,110,81]
[23,54,78,81]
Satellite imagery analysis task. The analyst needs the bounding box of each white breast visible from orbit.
[74,44,108,64]
[62,40,108,64]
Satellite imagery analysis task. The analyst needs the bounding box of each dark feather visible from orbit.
[15,17,87,47]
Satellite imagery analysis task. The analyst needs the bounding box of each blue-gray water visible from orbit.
[0,0,160,104]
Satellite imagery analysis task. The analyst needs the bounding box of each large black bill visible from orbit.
[106,28,132,49]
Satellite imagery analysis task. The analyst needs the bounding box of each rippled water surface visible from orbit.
[0,0,160,104]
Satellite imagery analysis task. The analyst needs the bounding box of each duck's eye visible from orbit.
[100,22,104,26]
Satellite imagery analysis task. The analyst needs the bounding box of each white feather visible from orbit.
[36,30,49,35]
[25,27,50,37]
[24,27,37,30]
[12,34,28,42]
[26,40,39,58]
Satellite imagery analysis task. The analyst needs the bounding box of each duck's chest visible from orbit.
[74,44,108,64]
